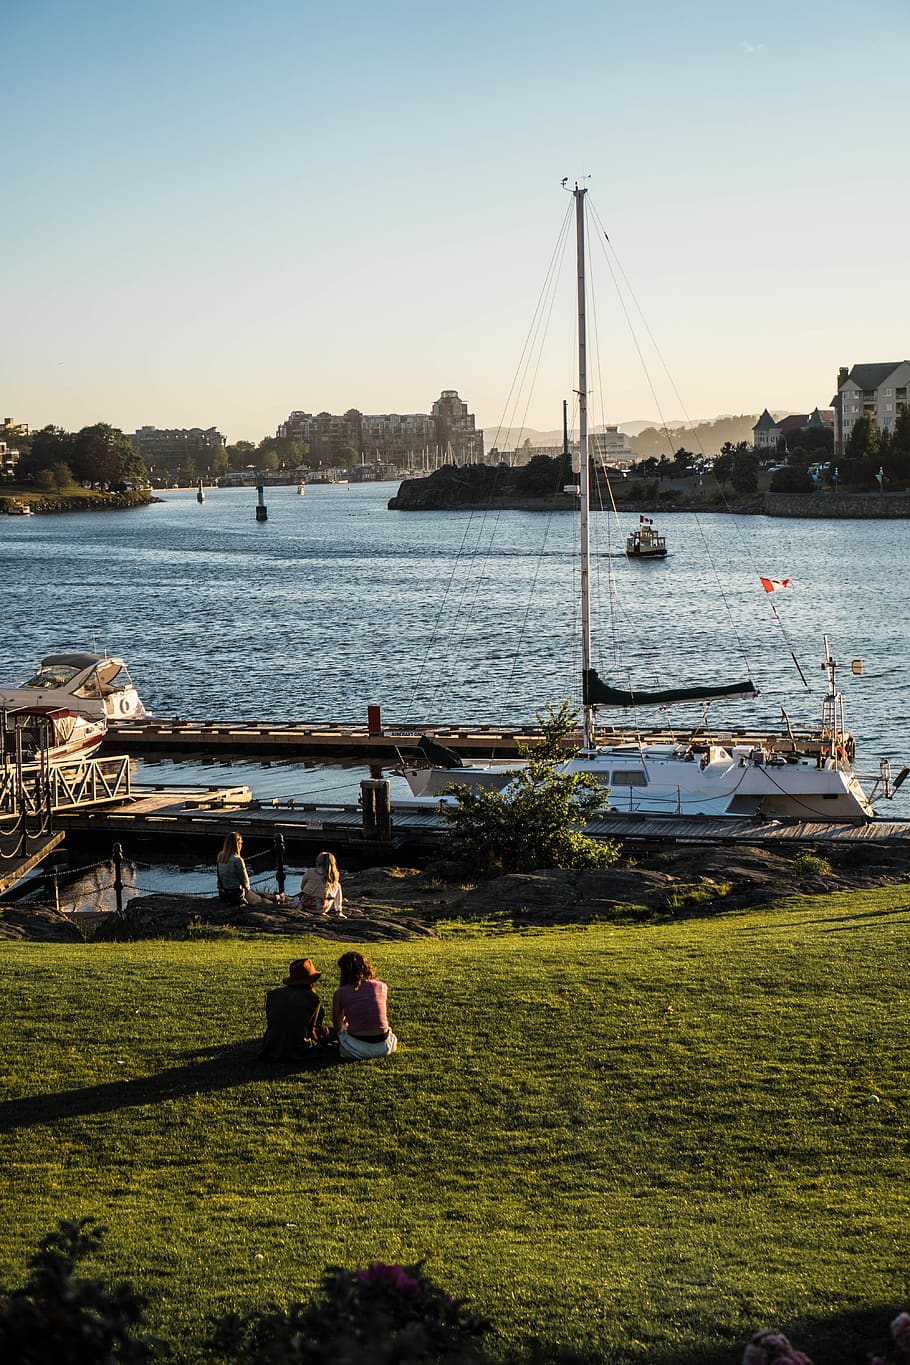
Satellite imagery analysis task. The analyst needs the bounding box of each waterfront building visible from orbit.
[590,425,633,466]
[832,362,910,455]
[753,407,833,453]
[0,440,20,478]
[278,391,484,468]
[130,426,227,470]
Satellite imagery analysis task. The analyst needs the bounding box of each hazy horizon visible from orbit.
[2,0,907,444]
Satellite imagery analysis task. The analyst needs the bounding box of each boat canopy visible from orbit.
[583,667,759,709]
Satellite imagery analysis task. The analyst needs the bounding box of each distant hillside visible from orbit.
[629,414,761,459]
[484,416,755,452]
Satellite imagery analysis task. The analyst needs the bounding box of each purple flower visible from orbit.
[357,1262,421,1295]
[893,1312,910,1346]
[743,1330,812,1365]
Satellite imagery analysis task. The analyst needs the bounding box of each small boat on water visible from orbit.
[6,501,33,516]
[0,653,148,725]
[626,516,666,557]
[2,706,106,764]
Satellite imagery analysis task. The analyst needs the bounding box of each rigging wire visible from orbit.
[585,197,810,692]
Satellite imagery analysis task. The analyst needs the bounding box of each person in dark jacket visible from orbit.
[259,958,329,1062]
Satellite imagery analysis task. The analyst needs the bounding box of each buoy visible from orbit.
[255,484,268,522]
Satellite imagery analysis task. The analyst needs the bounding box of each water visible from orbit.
[2,483,909,819]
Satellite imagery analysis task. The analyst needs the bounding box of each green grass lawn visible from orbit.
[2,888,909,1363]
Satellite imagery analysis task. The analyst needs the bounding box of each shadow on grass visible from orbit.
[0,1040,342,1133]
[626,1302,907,1365]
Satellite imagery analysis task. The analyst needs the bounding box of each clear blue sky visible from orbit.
[2,0,908,442]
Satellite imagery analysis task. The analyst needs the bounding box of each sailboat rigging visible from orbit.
[400,184,878,823]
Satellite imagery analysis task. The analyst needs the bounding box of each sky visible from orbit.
[2,0,909,444]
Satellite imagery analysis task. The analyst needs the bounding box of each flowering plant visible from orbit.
[208,1259,490,1364]
[744,1311,910,1365]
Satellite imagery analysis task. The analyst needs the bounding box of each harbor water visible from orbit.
[2,481,909,822]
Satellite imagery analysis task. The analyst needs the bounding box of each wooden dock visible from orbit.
[104,717,842,762]
[0,831,66,895]
[54,782,910,857]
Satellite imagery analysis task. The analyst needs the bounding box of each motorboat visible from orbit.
[400,185,883,825]
[2,706,107,764]
[626,517,666,557]
[6,501,33,516]
[0,653,148,724]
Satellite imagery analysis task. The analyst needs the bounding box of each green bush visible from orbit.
[793,852,833,878]
[443,702,620,876]
[0,1218,166,1362]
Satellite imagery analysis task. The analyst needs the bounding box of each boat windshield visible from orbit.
[18,664,82,690]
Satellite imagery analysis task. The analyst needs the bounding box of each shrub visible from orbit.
[792,852,832,879]
[0,1218,167,1362]
[443,703,621,877]
[207,1261,491,1364]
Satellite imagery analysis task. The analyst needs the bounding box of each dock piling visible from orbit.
[361,778,392,844]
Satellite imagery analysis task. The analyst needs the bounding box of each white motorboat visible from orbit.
[401,185,881,825]
[2,705,107,764]
[0,652,148,725]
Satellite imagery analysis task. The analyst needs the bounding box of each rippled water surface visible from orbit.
[3,482,908,811]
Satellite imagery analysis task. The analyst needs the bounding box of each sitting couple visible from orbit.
[260,951,398,1063]
[216,835,345,918]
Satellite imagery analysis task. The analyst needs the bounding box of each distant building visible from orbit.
[753,408,833,452]
[279,390,484,467]
[2,417,29,438]
[0,440,20,478]
[832,362,910,455]
[130,426,227,469]
[590,425,632,466]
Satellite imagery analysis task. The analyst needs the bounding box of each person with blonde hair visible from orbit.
[332,951,397,1060]
[216,831,283,907]
[295,850,345,918]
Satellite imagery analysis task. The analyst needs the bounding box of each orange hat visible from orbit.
[284,958,322,986]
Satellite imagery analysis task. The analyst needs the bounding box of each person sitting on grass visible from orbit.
[332,951,398,1061]
[216,831,284,908]
[259,958,332,1062]
[295,850,345,918]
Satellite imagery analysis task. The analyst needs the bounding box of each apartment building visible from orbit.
[832,362,910,454]
[130,426,227,466]
[279,390,484,467]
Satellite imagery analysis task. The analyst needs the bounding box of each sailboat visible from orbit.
[401,185,878,824]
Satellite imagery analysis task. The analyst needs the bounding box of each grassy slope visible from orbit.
[1,888,908,1363]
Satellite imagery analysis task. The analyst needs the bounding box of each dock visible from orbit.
[54,783,910,857]
[103,717,843,762]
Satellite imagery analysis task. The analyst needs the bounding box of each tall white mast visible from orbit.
[574,184,595,749]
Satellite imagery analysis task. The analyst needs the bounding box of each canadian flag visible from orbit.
[760,576,792,593]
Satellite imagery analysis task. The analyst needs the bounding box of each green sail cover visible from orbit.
[583,667,758,708]
[417,735,465,769]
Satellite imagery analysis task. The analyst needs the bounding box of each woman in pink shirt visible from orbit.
[332,952,398,1061]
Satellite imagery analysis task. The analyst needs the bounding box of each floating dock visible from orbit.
[104,717,842,762]
[54,782,910,858]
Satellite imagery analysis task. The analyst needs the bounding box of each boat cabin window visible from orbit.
[18,664,82,690]
[610,769,648,787]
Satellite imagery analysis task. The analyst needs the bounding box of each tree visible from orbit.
[730,447,758,494]
[70,423,145,490]
[442,702,621,876]
[335,446,358,470]
[712,447,734,488]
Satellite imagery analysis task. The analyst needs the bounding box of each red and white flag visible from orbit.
[760,575,792,593]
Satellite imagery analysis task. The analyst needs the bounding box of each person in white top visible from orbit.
[295,850,345,918]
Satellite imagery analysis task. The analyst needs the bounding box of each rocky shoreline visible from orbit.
[0,492,159,514]
[4,842,909,942]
